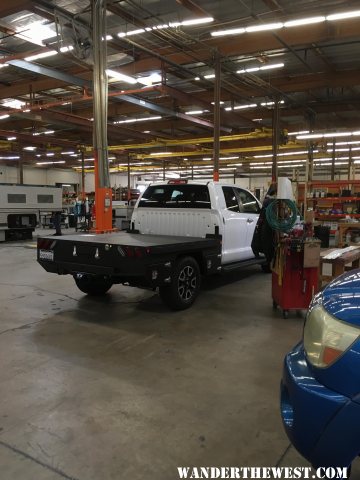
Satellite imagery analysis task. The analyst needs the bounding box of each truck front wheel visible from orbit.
[159,256,201,310]
[73,273,113,296]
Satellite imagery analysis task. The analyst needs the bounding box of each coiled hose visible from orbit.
[265,199,297,232]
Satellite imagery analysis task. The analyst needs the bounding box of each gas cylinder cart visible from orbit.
[272,237,321,318]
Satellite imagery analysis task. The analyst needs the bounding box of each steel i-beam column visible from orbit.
[213,52,221,182]
[127,154,131,203]
[272,99,280,183]
[92,0,113,232]
[331,139,336,180]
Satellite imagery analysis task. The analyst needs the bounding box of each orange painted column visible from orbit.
[93,150,113,233]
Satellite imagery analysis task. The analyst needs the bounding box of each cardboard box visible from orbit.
[304,240,321,268]
[304,210,315,224]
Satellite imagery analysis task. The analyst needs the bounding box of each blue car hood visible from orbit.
[322,269,360,325]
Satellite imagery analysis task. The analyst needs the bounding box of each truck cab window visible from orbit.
[235,188,260,214]
[222,186,240,213]
[139,185,211,209]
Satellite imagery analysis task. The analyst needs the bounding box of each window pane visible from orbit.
[7,194,26,203]
[222,186,240,212]
[37,194,54,203]
[138,184,210,209]
[236,189,260,213]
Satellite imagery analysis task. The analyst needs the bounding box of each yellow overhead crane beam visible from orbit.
[133,142,300,160]
[108,128,288,151]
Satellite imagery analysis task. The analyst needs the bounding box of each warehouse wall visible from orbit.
[0,165,81,185]
[0,165,134,192]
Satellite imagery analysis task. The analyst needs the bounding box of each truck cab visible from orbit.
[131,180,261,265]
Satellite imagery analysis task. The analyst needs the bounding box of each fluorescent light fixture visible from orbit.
[226,103,257,111]
[22,109,31,112]
[297,131,354,139]
[11,13,33,22]
[7,136,16,140]
[202,157,212,161]
[105,35,113,41]
[126,28,146,36]
[150,152,173,156]
[2,99,25,109]
[61,151,75,155]
[62,184,71,187]
[181,17,214,26]
[211,101,224,105]
[211,27,246,37]
[33,130,55,136]
[194,76,201,81]
[327,10,360,21]
[185,110,204,115]
[23,146,36,151]
[327,141,360,146]
[0,156,20,160]
[114,115,161,125]
[237,63,284,74]
[253,150,308,158]
[0,114,10,120]
[36,161,65,165]
[211,10,360,39]
[143,130,151,133]
[287,130,309,136]
[117,17,214,38]
[59,46,74,53]
[46,152,55,157]
[137,72,162,86]
[220,156,240,160]
[25,50,58,62]
[323,132,349,138]
[225,103,257,111]
[106,69,137,84]
[204,74,215,79]
[246,22,283,33]
[16,22,56,47]
[284,16,325,27]
[261,100,285,106]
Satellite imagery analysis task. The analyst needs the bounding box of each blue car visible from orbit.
[281,269,360,472]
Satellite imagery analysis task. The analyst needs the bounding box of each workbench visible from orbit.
[338,222,360,247]
[320,246,360,284]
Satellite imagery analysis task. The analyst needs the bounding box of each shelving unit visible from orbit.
[297,180,360,247]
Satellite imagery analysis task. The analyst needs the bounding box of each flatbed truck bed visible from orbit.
[37,230,223,309]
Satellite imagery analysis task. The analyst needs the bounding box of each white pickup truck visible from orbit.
[37,181,268,310]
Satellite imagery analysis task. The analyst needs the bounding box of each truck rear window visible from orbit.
[138,185,211,209]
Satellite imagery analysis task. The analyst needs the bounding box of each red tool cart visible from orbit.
[272,238,320,318]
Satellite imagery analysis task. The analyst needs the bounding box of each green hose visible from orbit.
[265,199,297,232]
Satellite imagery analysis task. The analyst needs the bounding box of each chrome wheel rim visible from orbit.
[178,265,197,301]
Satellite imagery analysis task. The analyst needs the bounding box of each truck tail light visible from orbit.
[304,302,360,368]
[37,238,56,250]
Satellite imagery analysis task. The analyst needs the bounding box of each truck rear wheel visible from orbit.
[73,273,113,296]
[159,256,201,310]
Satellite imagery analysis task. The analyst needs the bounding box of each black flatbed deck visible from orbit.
[47,231,218,249]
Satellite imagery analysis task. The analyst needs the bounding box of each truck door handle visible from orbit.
[247,218,254,224]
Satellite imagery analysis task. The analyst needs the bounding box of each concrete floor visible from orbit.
[1,231,359,479]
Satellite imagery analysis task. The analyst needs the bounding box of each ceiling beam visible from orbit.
[0,0,32,18]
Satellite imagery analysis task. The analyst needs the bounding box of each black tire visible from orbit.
[159,256,201,310]
[283,309,289,319]
[74,273,113,296]
[261,263,272,273]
